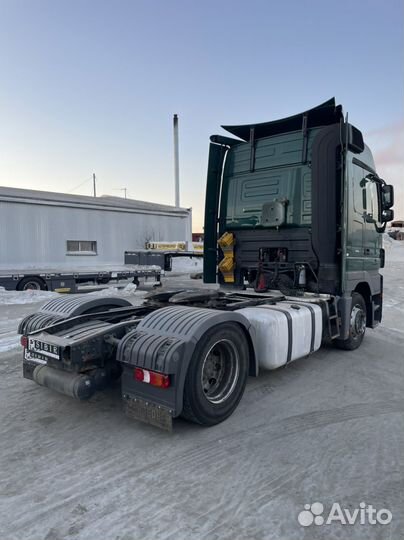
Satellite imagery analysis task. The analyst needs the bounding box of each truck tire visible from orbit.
[17,277,47,291]
[335,292,366,350]
[182,323,249,426]
[96,277,110,285]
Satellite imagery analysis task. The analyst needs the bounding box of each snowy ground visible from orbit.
[0,247,403,539]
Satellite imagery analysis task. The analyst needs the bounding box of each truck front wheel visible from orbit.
[182,323,249,426]
[335,292,366,350]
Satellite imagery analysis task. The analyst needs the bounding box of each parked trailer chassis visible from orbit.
[0,266,161,292]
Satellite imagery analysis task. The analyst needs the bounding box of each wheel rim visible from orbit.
[351,304,366,339]
[23,281,41,291]
[200,339,240,404]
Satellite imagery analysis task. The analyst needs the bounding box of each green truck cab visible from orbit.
[204,98,394,348]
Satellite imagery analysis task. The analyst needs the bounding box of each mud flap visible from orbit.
[123,395,173,431]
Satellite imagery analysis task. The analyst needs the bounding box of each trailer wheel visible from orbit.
[182,323,249,426]
[96,277,110,285]
[17,277,47,291]
[335,292,366,350]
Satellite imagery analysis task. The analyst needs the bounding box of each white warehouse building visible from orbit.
[0,186,192,270]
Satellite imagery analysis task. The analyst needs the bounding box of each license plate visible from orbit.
[24,349,47,364]
[124,396,173,431]
[28,338,60,360]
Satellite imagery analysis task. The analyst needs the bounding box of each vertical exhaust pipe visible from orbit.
[173,114,180,207]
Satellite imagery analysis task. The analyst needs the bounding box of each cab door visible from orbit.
[363,178,382,271]
[346,161,365,271]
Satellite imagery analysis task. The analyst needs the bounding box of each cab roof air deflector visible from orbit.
[221,98,343,141]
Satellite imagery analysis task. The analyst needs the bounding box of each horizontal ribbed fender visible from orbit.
[117,330,188,373]
[18,296,132,335]
[38,296,132,317]
[18,312,64,335]
[117,306,257,417]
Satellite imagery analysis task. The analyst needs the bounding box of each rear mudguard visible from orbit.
[117,305,257,417]
[18,296,132,335]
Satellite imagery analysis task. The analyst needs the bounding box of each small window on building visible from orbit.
[66,240,97,255]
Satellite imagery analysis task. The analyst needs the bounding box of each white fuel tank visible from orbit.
[239,301,323,370]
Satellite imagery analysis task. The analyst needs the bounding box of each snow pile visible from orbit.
[383,235,404,262]
[88,282,137,296]
[87,283,148,304]
[171,256,203,274]
[0,290,58,352]
[0,289,58,305]
[0,318,23,353]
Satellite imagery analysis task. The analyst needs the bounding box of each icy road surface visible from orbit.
[0,245,403,539]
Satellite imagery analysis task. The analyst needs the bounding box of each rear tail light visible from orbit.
[134,367,170,389]
[255,271,267,292]
[20,335,28,348]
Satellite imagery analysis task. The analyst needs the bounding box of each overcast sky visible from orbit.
[0,0,402,231]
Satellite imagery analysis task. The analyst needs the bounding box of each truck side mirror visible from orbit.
[382,209,394,223]
[381,184,394,209]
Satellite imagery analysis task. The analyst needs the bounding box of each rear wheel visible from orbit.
[96,277,110,285]
[335,292,366,350]
[182,323,249,426]
[17,277,47,291]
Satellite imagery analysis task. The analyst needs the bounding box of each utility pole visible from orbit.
[113,187,128,199]
[173,114,180,207]
[93,173,96,197]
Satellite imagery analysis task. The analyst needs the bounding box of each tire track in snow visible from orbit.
[8,398,404,534]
